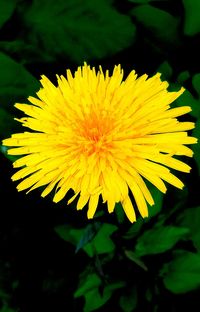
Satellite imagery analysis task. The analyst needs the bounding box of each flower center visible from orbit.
[77,110,114,155]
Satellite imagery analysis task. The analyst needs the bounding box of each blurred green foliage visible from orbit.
[162,250,200,293]
[0,0,16,29]
[134,226,189,257]
[183,0,200,35]
[19,0,135,63]
[0,0,200,311]
[55,222,117,257]
[130,4,180,44]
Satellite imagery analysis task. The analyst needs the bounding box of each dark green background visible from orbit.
[0,0,200,311]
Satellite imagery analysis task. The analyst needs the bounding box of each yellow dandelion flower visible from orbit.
[2,63,197,222]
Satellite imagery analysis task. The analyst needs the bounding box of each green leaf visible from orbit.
[192,73,200,97]
[0,145,18,162]
[23,0,136,63]
[183,0,200,36]
[0,52,39,109]
[54,224,82,245]
[135,226,189,257]
[162,250,200,293]
[124,250,148,271]
[84,284,125,312]
[83,287,111,312]
[119,286,137,312]
[175,89,200,118]
[74,273,101,298]
[91,223,117,255]
[175,73,200,120]
[192,120,200,175]
[106,281,125,291]
[0,40,41,65]
[0,0,17,29]
[75,222,101,253]
[75,272,124,312]
[177,206,200,251]
[177,71,190,84]
[0,52,39,141]
[157,61,173,81]
[130,5,179,43]
[55,223,117,257]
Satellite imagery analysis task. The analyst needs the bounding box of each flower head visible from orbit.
[2,63,197,222]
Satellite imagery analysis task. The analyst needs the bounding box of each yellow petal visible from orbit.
[107,199,116,213]
[77,194,90,210]
[67,192,79,205]
[129,182,148,218]
[87,193,99,219]
[121,197,136,223]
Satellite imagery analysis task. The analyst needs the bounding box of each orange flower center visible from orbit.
[76,110,115,155]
